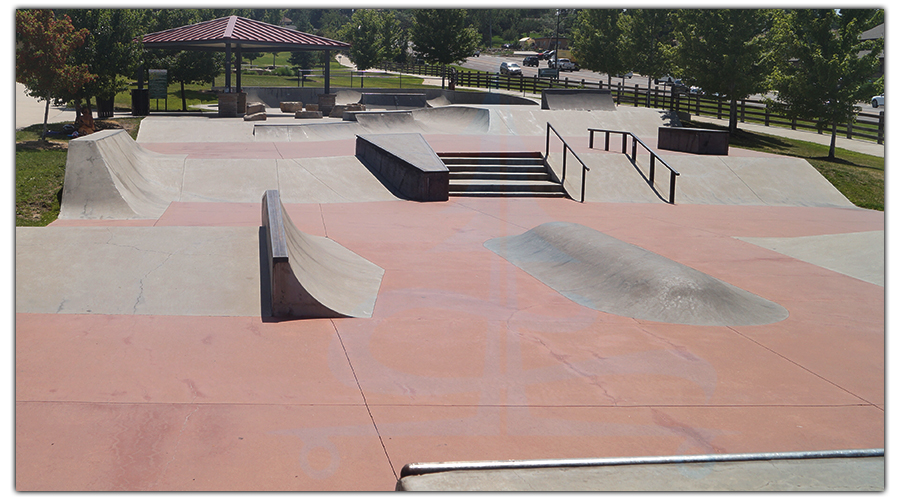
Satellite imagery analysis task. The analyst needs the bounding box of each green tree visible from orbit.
[410,9,479,88]
[768,9,884,159]
[16,9,95,139]
[170,50,224,111]
[63,9,144,113]
[621,9,674,88]
[571,9,628,85]
[670,9,774,133]
[339,9,390,71]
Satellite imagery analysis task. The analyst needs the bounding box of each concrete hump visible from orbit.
[60,129,185,219]
[262,190,384,318]
[541,89,616,111]
[484,222,788,326]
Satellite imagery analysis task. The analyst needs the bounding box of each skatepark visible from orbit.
[15,85,884,491]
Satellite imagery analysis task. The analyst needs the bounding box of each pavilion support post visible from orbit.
[236,45,242,93]
[324,50,331,94]
[225,42,232,91]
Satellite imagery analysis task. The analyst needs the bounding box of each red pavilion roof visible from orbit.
[141,16,350,51]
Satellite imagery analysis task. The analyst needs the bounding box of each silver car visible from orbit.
[872,95,885,108]
[500,62,522,76]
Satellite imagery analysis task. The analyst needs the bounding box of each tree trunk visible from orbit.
[181,81,187,112]
[729,96,739,133]
[829,121,838,160]
[41,100,49,140]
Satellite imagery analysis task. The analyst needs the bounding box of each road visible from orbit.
[459,53,884,113]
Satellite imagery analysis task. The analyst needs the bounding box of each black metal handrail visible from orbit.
[545,123,590,202]
[588,128,680,204]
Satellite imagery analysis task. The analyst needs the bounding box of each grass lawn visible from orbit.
[682,119,884,211]
[15,118,143,226]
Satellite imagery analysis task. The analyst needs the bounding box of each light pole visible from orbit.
[554,9,561,69]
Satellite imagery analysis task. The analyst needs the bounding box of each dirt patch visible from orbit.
[16,140,68,151]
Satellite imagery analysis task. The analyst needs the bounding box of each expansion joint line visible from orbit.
[725,326,879,407]
[329,319,397,480]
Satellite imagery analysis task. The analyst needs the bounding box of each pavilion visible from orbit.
[139,15,351,114]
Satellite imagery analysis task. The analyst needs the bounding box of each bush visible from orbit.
[274,66,296,77]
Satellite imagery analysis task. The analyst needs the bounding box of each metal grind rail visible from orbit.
[399,448,885,478]
[589,128,680,204]
[545,122,590,203]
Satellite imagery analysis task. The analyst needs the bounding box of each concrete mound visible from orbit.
[263,190,384,318]
[484,222,789,326]
[60,129,185,219]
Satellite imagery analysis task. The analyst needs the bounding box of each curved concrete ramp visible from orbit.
[484,222,789,326]
[263,190,384,319]
[60,129,185,219]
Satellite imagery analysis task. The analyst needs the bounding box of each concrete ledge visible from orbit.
[658,126,729,155]
[355,133,449,202]
[279,101,303,112]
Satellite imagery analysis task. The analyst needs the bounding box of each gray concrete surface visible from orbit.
[398,456,885,491]
[16,82,73,130]
[58,129,399,219]
[484,221,789,326]
[15,226,263,317]
[738,230,885,286]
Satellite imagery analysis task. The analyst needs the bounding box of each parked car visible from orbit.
[500,62,522,76]
[615,72,634,79]
[473,50,480,57]
[552,58,580,71]
[522,55,539,67]
[872,95,885,108]
[541,50,556,61]
[655,75,679,85]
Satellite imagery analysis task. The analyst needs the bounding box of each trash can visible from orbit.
[96,96,115,118]
[131,89,149,116]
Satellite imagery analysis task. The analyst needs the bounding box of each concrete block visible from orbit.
[279,101,303,113]
[658,127,729,155]
[246,102,265,114]
[305,103,319,111]
[243,112,267,121]
[295,110,323,119]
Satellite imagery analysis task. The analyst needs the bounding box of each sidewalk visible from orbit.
[15,82,74,130]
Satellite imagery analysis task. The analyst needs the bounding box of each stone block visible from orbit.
[295,110,323,119]
[305,103,319,111]
[280,101,303,113]
[246,102,266,114]
[243,112,267,121]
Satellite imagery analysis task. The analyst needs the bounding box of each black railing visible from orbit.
[545,123,590,203]
[588,128,680,204]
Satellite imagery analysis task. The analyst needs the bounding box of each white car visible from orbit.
[500,62,522,76]
[872,95,884,108]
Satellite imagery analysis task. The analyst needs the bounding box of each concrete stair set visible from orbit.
[440,152,566,198]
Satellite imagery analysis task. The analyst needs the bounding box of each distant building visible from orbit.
[534,37,568,51]
[859,23,884,77]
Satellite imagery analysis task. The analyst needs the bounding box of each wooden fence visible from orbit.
[380,62,885,145]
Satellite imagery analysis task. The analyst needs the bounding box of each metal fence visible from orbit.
[380,62,885,145]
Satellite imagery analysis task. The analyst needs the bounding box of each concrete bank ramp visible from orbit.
[541,89,616,110]
[263,190,384,318]
[60,129,185,220]
[485,222,788,326]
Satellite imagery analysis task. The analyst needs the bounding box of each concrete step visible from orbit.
[450,171,550,181]
[448,164,548,173]
[449,179,565,193]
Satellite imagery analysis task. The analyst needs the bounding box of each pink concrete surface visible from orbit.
[16,193,884,491]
